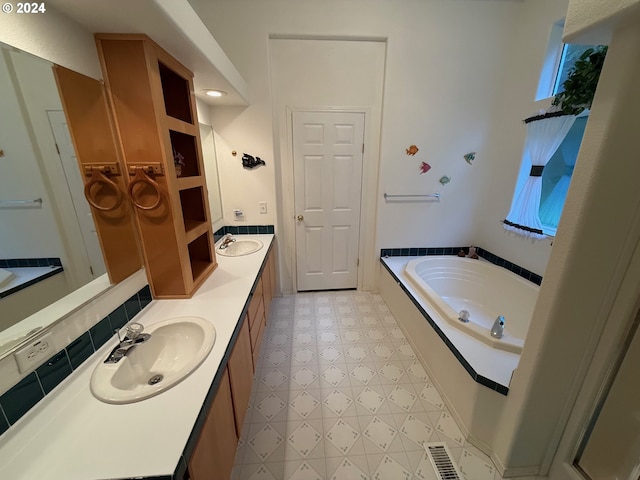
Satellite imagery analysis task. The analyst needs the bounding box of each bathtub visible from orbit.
[404,256,539,354]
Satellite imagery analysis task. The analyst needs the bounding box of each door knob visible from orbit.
[297,215,304,222]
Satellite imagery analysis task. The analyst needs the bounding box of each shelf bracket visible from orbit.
[83,163,121,176]
[128,163,165,175]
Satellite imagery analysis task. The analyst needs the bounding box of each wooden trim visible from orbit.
[177,176,205,190]
[166,116,198,135]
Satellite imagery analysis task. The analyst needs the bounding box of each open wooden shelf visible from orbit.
[97,34,217,298]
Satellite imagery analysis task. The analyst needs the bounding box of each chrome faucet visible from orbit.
[104,322,151,364]
[490,316,505,339]
[219,233,236,249]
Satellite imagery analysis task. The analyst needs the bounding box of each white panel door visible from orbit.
[48,110,106,278]
[293,111,364,291]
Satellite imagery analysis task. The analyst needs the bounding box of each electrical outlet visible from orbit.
[14,332,55,374]
[259,201,267,214]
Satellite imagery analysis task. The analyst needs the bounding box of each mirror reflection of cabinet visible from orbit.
[53,65,142,284]
[97,34,217,298]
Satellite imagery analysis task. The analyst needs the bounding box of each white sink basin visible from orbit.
[217,239,264,257]
[90,317,215,404]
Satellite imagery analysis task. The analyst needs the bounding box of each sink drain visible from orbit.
[148,374,164,385]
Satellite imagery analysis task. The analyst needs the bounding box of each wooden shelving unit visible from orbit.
[96,34,216,298]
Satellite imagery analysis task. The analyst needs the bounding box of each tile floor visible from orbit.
[231,291,503,480]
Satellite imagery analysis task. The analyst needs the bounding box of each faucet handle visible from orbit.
[125,322,144,340]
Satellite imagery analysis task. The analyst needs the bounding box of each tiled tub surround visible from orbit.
[231,291,502,480]
[0,235,274,480]
[379,257,522,465]
[380,247,543,286]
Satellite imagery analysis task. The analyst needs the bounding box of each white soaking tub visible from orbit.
[403,256,539,354]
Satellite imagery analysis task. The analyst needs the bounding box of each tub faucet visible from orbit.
[490,316,505,339]
[219,233,236,249]
[104,322,151,364]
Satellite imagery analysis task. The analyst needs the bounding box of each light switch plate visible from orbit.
[259,201,267,214]
[14,332,55,374]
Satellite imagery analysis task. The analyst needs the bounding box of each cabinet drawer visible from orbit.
[249,296,265,351]
[248,278,263,331]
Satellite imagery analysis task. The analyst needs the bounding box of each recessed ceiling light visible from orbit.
[203,89,227,97]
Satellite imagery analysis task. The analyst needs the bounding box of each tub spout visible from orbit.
[491,316,505,339]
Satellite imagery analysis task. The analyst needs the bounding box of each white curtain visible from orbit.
[504,113,576,239]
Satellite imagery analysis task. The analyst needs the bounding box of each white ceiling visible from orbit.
[48,0,249,106]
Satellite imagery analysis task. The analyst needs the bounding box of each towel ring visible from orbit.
[128,167,162,211]
[83,169,123,212]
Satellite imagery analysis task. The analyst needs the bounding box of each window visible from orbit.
[539,115,588,236]
[552,44,601,95]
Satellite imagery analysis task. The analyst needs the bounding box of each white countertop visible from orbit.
[0,234,273,480]
[382,256,520,388]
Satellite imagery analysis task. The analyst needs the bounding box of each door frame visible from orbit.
[283,106,379,293]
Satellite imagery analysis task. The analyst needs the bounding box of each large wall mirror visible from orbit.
[0,40,226,361]
[0,41,143,359]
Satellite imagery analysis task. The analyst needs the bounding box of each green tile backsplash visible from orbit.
[0,285,153,436]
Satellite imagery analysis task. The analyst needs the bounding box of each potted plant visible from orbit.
[552,46,608,115]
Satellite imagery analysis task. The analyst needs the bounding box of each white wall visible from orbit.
[269,38,385,293]
[192,0,523,291]
[565,0,640,44]
[474,0,570,277]
[0,3,101,79]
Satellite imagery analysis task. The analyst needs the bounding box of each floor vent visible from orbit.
[424,442,463,480]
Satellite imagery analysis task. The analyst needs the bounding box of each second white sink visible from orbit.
[90,317,216,404]
[217,239,263,257]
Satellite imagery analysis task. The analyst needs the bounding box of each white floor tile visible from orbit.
[435,412,465,446]
[321,364,349,387]
[322,388,355,417]
[264,349,290,367]
[248,424,286,462]
[292,347,317,365]
[287,421,324,458]
[459,448,496,480]
[254,392,287,422]
[327,456,370,480]
[387,385,418,412]
[378,362,406,384]
[369,453,412,480]
[346,345,370,363]
[289,390,321,419]
[284,460,325,480]
[362,416,399,451]
[325,417,362,455]
[349,363,377,386]
[233,290,501,479]
[355,387,386,414]
[290,366,319,389]
[260,369,288,391]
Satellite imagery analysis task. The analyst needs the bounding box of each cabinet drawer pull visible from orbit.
[83,168,123,212]
[127,167,162,210]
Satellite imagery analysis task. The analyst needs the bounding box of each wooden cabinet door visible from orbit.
[188,368,237,480]
[262,254,272,322]
[228,316,254,436]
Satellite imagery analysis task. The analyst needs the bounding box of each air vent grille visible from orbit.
[424,442,463,480]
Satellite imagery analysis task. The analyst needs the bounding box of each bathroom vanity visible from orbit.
[0,234,275,480]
